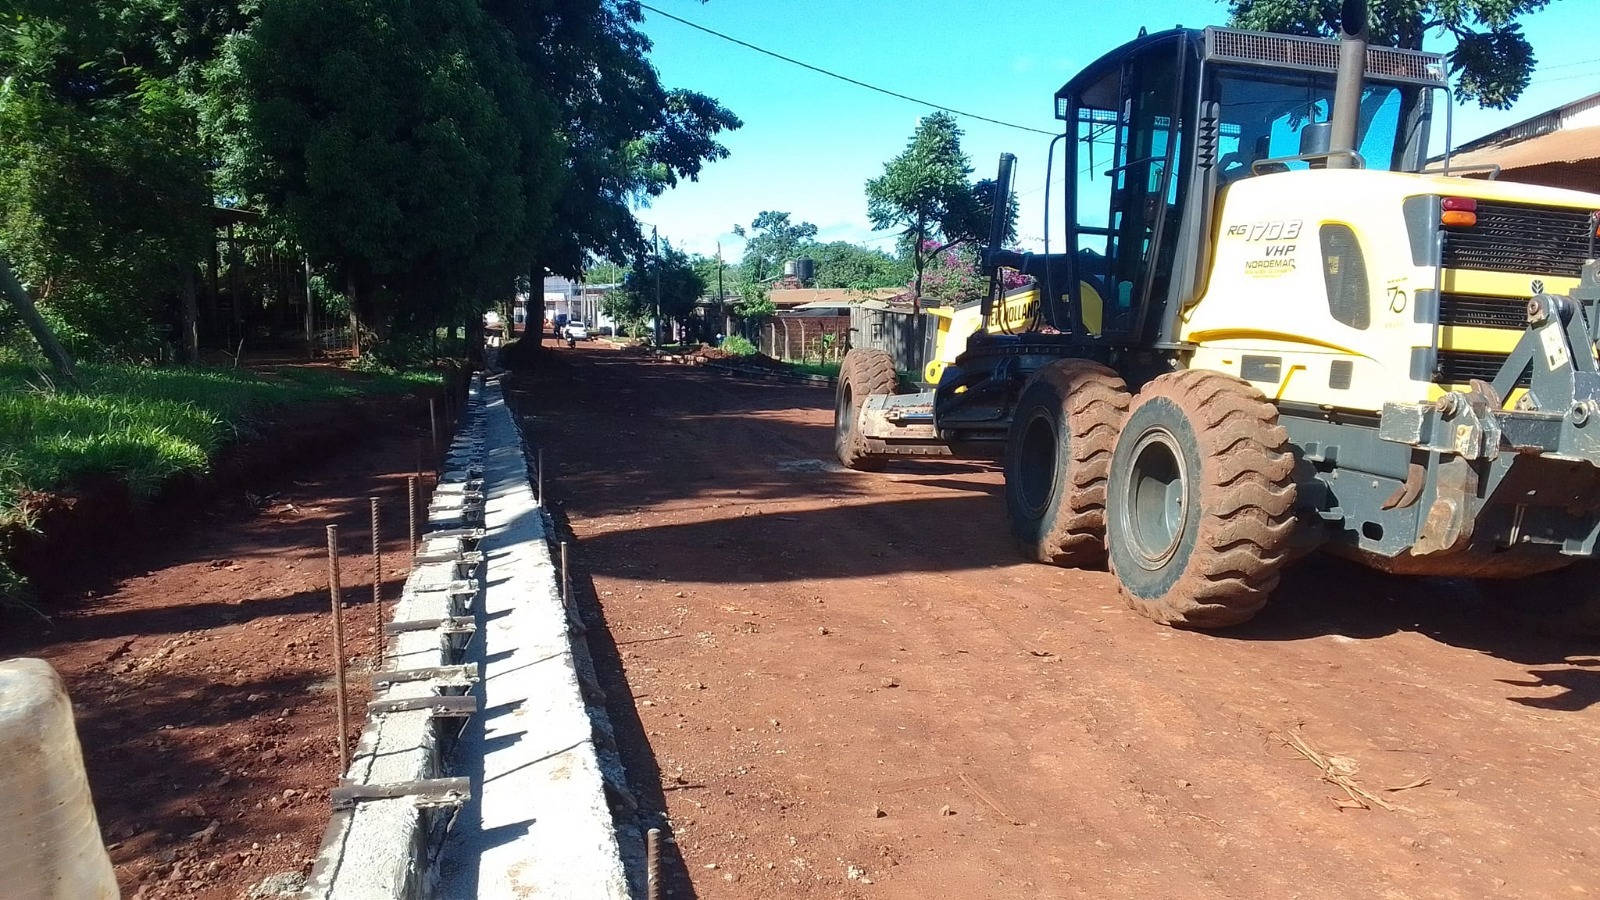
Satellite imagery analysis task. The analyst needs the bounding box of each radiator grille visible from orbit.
[1442,202,1595,279]
[1436,350,1530,388]
[1438,293,1526,330]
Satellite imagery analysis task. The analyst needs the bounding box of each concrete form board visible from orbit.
[435,378,629,899]
[302,381,487,900]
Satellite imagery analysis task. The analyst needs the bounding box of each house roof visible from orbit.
[768,287,902,308]
[1448,124,1600,172]
[1452,91,1600,155]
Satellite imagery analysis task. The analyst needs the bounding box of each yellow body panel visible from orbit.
[1180,168,1600,412]
[924,285,1105,384]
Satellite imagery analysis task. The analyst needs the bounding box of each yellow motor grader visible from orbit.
[834,6,1600,631]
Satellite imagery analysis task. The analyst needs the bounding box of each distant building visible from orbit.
[1447,91,1600,192]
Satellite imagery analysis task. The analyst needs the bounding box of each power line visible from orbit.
[1537,56,1600,72]
[638,4,1057,137]
[1532,65,1600,85]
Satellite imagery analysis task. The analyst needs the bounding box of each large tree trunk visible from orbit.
[466,311,485,369]
[179,266,200,363]
[0,254,78,386]
[346,267,362,358]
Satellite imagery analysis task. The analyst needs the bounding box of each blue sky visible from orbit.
[634,0,1600,259]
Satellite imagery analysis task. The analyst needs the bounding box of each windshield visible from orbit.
[1211,68,1425,176]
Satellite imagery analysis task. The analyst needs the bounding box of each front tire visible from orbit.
[834,349,899,471]
[1004,360,1130,567]
[1105,370,1296,628]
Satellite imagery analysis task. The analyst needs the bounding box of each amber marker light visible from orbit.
[1441,197,1477,227]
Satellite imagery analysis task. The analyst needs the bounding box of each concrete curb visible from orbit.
[434,376,629,898]
[302,379,488,899]
[300,375,630,899]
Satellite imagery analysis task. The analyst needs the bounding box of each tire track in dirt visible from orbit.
[513,343,1600,900]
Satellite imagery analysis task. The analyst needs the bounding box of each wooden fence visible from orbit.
[755,315,850,363]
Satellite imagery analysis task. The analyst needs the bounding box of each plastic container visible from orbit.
[0,658,119,899]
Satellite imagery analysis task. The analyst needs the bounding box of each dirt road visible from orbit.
[513,343,1600,900]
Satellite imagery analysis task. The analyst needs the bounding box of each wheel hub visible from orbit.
[1124,427,1189,570]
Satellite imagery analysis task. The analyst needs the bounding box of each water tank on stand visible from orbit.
[0,658,118,899]
[794,257,816,286]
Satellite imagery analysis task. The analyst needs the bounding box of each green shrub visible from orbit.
[720,334,758,356]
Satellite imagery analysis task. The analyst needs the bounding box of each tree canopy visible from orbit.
[733,211,818,284]
[865,113,1011,305]
[1226,0,1560,109]
[806,242,908,292]
[605,238,705,336]
[0,0,739,365]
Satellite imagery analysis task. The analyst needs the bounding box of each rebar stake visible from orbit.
[370,497,383,657]
[407,476,419,557]
[429,398,439,474]
[326,524,350,773]
[646,827,661,900]
[560,540,570,608]
[537,447,544,507]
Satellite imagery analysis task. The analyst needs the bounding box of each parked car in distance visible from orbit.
[563,321,592,341]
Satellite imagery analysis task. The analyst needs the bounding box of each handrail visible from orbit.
[1250,148,1366,174]
[1418,162,1501,180]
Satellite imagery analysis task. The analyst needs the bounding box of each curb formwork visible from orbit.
[300,374,631,899]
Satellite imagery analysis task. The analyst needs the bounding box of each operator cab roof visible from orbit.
[1053,26,1447,120]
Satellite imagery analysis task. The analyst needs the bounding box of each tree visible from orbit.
[866,113,1005,308]
[0,0,220,362]
[804,241,909,292]
[608,239,705,339]
[733,211,818,285]
[484,1,742,278]
[733,281,775,320]
[1226,0,1560,109]
[208,0,564,349]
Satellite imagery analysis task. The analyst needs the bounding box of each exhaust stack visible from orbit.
[1326,0,1368,168]
[979,153,1017,327]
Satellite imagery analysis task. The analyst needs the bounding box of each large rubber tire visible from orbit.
[1105,370,1297,628]
[834,349,899,471]
[1004,360,1130,567]
[1476,564,1600,637]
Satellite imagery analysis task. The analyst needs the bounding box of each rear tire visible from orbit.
[1476,565,1600,637]
[1105,370,1296,628]
[1004,360,1130,567]
[834,349,899,471]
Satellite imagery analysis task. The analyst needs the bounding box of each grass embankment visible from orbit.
[0,362,436,601]
[785,361,841,378]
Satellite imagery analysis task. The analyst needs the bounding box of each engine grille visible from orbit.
[1435,350,1530,389]
[1438,293,1526,330]
[1442,202,1595,279]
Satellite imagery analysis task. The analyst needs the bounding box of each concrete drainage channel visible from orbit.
[301,373,633,899]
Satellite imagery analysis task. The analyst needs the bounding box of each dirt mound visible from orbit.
[687,347,784,369]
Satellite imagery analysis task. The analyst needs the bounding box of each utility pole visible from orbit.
[652,227,663,346]
[716,240,725,340]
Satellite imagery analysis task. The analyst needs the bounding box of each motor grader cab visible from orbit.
[834,5,1600,631]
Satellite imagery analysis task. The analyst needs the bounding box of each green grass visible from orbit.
[787,361,842,379]
[0,362,436,525]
